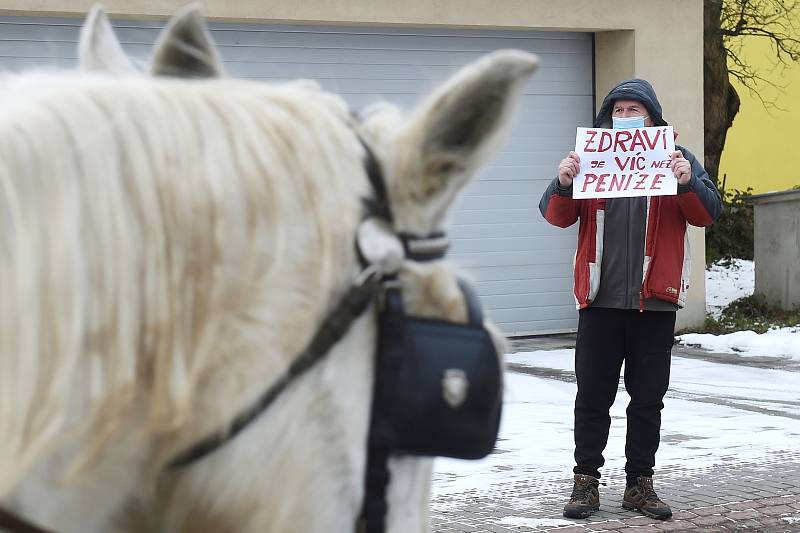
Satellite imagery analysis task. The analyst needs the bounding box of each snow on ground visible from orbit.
[675,258,800,361]
[432,349,800,508]
[432,260,798,512]
[679,327,800,360]
[499,517,574,528]
[705,259,754,318]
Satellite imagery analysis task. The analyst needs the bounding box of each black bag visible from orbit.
[370,280,502,460]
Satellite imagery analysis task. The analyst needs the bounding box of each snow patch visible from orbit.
[677,327,800,361]
[676,259,800,361]
[499,516,574,528]
[433,349,800,511]
[706,259,754,318]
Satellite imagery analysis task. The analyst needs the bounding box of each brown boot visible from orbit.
[622,476,673,520]
[562,474,600,519]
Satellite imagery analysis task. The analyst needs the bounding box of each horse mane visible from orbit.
[0,71,369,493]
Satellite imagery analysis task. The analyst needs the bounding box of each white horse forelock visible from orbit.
[0,71,370,496]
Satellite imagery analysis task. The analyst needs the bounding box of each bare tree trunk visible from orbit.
[704,0,740,188]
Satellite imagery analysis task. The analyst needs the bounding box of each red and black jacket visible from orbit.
[539,146,721,310]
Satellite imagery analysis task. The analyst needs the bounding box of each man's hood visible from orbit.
[594,78,668,128]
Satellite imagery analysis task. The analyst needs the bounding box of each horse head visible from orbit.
[1,6,537,533]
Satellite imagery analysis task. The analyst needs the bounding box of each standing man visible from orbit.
[538,79,721,521]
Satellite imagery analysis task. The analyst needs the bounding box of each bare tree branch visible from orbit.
[717,0,800,108]
[703,0,800,183]
[726,48,787,112]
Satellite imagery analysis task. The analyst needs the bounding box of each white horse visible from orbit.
[0,7,537,533]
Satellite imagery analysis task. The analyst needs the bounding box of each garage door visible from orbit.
[0,16,593,335]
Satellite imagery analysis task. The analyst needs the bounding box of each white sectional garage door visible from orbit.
[0,16,593,335]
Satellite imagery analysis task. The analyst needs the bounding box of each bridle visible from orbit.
[164,135,451,458]
[0,135,499,533]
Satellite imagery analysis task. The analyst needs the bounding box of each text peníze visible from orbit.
[572,126,677,199]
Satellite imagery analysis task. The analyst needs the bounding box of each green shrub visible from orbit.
[706,186,754,265]
[699,294,800,334]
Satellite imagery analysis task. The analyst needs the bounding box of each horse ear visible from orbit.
[396,50,538,217]
[78,4,136,75]
[150,4,225,78]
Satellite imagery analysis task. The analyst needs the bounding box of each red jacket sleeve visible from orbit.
[539,177,580,227]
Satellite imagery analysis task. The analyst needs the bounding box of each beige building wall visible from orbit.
[0,0,707,329]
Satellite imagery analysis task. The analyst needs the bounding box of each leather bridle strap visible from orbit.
[0,272,383,533]
[0,133,399,533]
[356,445,391,533]
[167,268,382,469]
[168,135,391,470]
[359,138,392,224]
[0,507,57,533]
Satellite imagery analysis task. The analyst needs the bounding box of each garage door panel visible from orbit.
[468,171,553,184]
[202,24,593,52]
[215,46,480,65]
[470,166,554,182]
[450,222,576,239]
[221,72,591,97]
[0,39,76,57]
[452,236,577,254]
[500,135,585,154]
[209,24,586,40]
[229,75,591,97]
[475,277,573,296]
[225,53,593,79]
[215,44,593,70]
[517,93,596,107]
[451,210,561,226]
[0,18,82,39]
[225,60,593,85]
[454,194,543,211]
[481,291,574,310]
[0,16,591,335]
[1,27,156,48]
[471,161,553,175]
[226,56,592,84]
[466,263,574,283]
[536,51,593,72]
[512,95,595,118]
[0,56,74,70]
[231,61,458,81]
[489,305,577,323]
[498,133,579,152]
[502,318,577,336]
[449,249,576,268]
[464,179,554,196]
[208,30,592,56]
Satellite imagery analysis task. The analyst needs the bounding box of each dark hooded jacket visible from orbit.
[539,79,722,311]
[593,78,669,128]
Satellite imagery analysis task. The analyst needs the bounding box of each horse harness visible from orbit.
[0,139,503,533]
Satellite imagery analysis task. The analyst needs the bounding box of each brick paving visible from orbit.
[432,452,800,532]
[430,335,800,532]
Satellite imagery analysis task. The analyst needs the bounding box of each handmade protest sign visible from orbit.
[572,126,676,199]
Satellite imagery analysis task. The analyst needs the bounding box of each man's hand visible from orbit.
[558,151,581,188]
[670,151,692,186]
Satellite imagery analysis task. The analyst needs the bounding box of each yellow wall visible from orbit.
[719,35,800,194]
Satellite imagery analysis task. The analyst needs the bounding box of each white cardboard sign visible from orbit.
[572,126,676,199]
